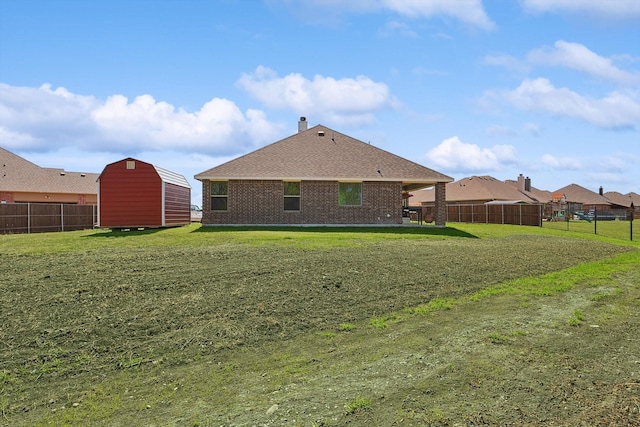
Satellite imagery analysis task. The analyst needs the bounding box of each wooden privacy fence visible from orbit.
[446,203,543,226]
[0,203,97,234]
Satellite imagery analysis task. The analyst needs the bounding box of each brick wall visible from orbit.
[435,182,446,227]
[201,180,403,225]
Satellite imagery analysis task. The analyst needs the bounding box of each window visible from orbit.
[339,182,362,206]
[210,181,228,211]
[283,181,301,211]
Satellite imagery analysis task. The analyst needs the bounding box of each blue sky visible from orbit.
[1,0,639,205]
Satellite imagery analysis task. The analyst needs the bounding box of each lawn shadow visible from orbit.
[191,225,478,238]
[84,227,166,238]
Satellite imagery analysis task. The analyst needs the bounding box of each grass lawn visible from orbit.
[1,223,638,426]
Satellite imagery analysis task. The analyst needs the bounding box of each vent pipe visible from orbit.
[298,116,307,133]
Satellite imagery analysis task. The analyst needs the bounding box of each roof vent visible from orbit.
[298,116,308,133]
[318,130,325,137]
[60,172,65,176]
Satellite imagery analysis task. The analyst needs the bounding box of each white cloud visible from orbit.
[272,0,494,29]
[527,41,640,85]
[541,154,582,170]
[0,83,283,155]
[483,54,529,73]
[236,66,398,126]
[521,0,640,19]
[425,136,517,173]
[489,78,640,129]
[381,0,495,30]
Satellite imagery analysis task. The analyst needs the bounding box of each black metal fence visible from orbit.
[543,208,634,241]
[0,203,97,234]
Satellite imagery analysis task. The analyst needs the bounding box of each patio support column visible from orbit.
[435,182,446,227]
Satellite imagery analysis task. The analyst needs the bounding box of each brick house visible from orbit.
[194,118,453,226]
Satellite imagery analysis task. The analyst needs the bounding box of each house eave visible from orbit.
[194,175,453,187]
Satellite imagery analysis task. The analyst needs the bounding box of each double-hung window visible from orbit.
[210,181,228,211]
[339,182,362,206]
[283,181,301,211]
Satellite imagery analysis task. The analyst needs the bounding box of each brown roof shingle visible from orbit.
[603,191,634,208]
[554,184,611,206]
[0,147,98,195]
[410,175,545,204]
[194,125,452,191]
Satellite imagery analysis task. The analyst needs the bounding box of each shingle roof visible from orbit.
[194,125,452,191]
[410,175,544,204]
[603,191,634,208]
[504,179,553,203]
[554,184,611,206]
[0,147,99,195]
[627,192,640,206]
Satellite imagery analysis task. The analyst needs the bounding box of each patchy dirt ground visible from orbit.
[1,230,638,426]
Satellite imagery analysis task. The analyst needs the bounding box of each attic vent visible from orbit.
[126,161,136,170]
[318,130,325,136]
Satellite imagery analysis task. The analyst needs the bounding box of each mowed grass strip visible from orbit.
[0,223,637,424]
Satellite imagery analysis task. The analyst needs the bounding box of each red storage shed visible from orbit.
[97,158,191,228]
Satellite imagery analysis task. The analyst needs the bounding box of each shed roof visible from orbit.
[99,157,191,188]
[0,146,98,195]
[194,124,452,191]
[153,164,191,188]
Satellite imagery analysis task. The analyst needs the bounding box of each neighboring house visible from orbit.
[97,158,191,228]
[627,192,640,219]
[194,118,453,226]
[603,191,634,209]
[410,175,548,206]
[0,146,98,204]
[553,184,611,213]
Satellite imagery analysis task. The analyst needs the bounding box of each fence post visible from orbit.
[28,202,31,234]
[519,204,522,226]
[61,203,64,232]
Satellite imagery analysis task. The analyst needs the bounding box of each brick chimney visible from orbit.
[298,116,308,133]
[525,177,531,192]
[517,174,525,192]
[599,186,603,196]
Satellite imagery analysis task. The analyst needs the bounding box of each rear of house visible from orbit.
[97,158,190,228]
[195,118,453,226]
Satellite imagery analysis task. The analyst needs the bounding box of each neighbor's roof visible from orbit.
[504,179,553,203]
[410,175,544,204]
[194,125,453,191]
[626,192,640,206]
[603,191,634,208]
[0,146,99,195]
[554,184,611,206]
